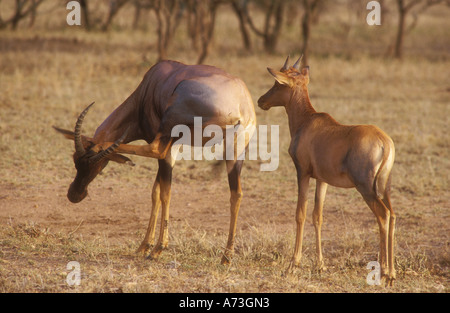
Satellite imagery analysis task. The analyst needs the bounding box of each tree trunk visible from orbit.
[394,3,406,59]
[244,0,285,54]
[102,0,129,32]
[11,0,23,30]
[6,0,45,30]
[196,1,218,64]
[392,0,442,59]
[154,2,167,60]
[301,5,311,65]
[79,0,90,30]
[264,0,284,54]
[231,0,252,51]
[28,0,37,28]
[152,0,181,61]
[300,0,322,66]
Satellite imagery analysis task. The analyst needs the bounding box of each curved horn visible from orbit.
[74,102,95,155]
[292,55,303,70]
[89,127,130,164]
[282,55,290,71]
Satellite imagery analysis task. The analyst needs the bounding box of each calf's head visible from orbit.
[258,55,310,110]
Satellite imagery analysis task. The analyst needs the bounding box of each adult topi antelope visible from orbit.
[54,60,256,264]
[258,56,396,286]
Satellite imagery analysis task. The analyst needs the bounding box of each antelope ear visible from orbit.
[267,68,294,87]
[301,66,310,77]
[53,126,95,147]
[53,126,75,140]
[106,153,135,166]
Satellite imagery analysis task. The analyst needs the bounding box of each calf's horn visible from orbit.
[293,55,303,70]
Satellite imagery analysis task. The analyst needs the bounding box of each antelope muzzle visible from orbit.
[68,183,88,203]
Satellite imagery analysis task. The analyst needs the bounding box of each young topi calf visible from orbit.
[258,56,396,286]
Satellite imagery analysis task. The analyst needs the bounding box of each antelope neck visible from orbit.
[285,86,316,137]
[92,94,140,144]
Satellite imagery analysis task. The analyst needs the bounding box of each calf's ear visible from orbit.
[267,68,294,87]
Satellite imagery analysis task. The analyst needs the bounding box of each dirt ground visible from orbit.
[0,153,448,293]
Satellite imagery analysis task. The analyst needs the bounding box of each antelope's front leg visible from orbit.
[313,180,327,272]
[288,174,310,270]
[136,173,161,256]
[148,159,173,260]
[114,133,173,159]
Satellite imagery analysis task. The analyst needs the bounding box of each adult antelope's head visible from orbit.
[258,55,310,110]
[54,103,132,203]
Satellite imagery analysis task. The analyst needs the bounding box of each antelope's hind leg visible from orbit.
[382,186,396,286]
[147,158,174,260]
[359,188,392,286]
[221,159,244,265]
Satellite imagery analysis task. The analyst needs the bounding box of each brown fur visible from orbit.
[54,60,256,264]
[258,56,396,286]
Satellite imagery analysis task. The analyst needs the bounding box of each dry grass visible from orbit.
[0,1,449,293]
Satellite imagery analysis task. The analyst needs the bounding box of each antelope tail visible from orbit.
[373,137,394,198]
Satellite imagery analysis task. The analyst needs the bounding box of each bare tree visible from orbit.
[197,1,219,64]
[27,0,39,28]
[186,0,201,51]
[132,0,153,29]
[102,0,131,31]
[151,0,182,61]
[393,0,444,59]
[79,0,90,30]
[230,0,253,51]
[244,0,285,53]
[300,0,323,66]
[186,0,221,64]
[0,0,45,30]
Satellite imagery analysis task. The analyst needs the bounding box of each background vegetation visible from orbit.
[0,0,448,292]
